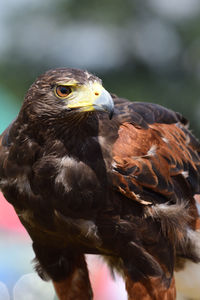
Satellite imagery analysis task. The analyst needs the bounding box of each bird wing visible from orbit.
[107,98,200,299]
[111,98,200,206]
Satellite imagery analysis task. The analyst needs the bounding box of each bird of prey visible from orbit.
[0,68,200,300]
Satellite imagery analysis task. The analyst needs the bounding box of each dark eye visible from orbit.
[55,85,72,98]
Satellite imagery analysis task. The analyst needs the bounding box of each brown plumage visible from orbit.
[0,68,200,299]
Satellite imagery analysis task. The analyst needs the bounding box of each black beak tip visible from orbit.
[109,110,114,120]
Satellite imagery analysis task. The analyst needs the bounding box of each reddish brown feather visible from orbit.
[53,255,92,300]
[112,122,200,203]
[125,275,176,300]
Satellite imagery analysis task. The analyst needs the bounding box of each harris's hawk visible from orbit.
[0,68,200,300]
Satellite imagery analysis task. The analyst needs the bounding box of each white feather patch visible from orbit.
[161,137,169,144]
[147,145,157,156]
[55,156,76,192]
[181,171,189,179]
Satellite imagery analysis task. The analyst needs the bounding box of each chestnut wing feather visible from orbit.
[111,99,200,205]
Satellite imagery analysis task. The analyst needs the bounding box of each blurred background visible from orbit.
[1,0,200,299]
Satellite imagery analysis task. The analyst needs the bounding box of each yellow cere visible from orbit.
[66,82,104,110]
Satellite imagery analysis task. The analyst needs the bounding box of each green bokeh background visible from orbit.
[1,0,200,135]
[0,89,19,133]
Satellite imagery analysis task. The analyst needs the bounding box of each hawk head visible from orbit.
[22,68,114,124]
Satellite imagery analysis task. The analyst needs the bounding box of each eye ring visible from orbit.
[55,85,72,98]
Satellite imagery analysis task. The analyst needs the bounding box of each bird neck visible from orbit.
[18,111,100,155]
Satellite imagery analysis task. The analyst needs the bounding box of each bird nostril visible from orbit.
[95,92,99,96]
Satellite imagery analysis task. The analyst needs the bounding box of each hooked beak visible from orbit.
[66,83,114,119]
[92,89,114,119]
